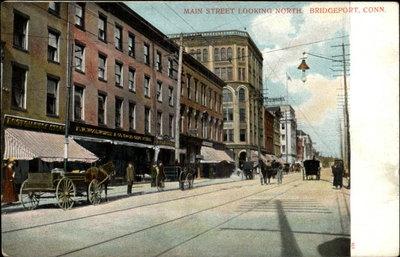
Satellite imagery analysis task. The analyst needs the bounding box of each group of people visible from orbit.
[125,161,165,195]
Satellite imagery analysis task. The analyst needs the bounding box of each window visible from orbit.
[128,68,135,91]
[46,76,58,116]
[214,67,220,78]
[186,75,191,99]
[238,47,242,60]
[144,107,151,133]
[196,49,201,61]
[74,85,84,121]
[239,108,246,122]
[157,111,162,136]
[48,29,60,62]
[168,59,174,78]
[281,134,285,140]
[227,67,233,80]
[227,47,232,60]
[208,89,212,107]
[223,129,233,142]
[168,87,174,106]
[98,54,106,80]
[75,3,84,28]
[221,48,226,61]
[114,25,122,50]
[144,75,150,97]
[157,81,162,102]
[214,48,220,61]
[98,15,107,42]
[128,33,135,57]
[240,129,246,142]
[13,12,28,50]
[11,64,27,109]
[169,115,174,137]
[224,108,233,122]
[115,98,123,128]
[241,48,245,61]
[128,102,136,130]
[74,43,85,72]
[98,93,106,125]
[239,88,245,102]
[223,89,233,102]
[156,51,162,72]
[221,67,227,80]
[144,43,150,65]
[282,145,286,153]
[281,123,285,129]
[194,79,198,102]
[202,49,208,62]
[48,2,60,15]
[115,61,123,86]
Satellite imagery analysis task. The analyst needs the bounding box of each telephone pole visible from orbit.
[174,34,183,163]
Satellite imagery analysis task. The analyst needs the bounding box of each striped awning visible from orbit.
[4,128,98,163]
[200,146,234,163]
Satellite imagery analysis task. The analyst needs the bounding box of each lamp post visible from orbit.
[297,44,350,188]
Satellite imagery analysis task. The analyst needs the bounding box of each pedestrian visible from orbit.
[274,160,283,185]
[331,159,344,189]
[126,162,135,195]
[2,158,19,204]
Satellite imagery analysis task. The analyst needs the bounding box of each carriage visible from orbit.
[19,162,115,210]
[303,159,321,180]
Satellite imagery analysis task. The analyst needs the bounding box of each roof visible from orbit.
[200,146,234,163]
[4,128,98,163]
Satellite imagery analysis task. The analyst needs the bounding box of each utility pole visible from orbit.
[0,41,5,166]
[174,34,183,163]
[64,3,73,172]
[341,43,351,188]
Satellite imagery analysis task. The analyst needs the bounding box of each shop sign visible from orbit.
[70,122,154,144]
[4,115,65,134]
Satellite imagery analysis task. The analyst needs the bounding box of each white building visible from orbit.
[297,130,313,161]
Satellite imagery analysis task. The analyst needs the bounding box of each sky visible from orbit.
[126,1,352,157]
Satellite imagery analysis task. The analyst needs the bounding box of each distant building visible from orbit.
[268,105,297,164]
[170,30,265,168]
[297,130,313,161]
[264,109,275,155]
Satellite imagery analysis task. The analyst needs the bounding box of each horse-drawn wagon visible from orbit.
[303,159,321,180]
[19,162,115,210]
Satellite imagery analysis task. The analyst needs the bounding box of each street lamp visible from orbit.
[297,45,350,188]
[297,52,310,83]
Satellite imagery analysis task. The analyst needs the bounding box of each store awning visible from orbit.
[4,128,98,163]
[200,146,234,163]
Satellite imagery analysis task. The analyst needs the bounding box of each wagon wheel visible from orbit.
[88,179,102,205]
[56,177,76,210]
[184,173,193,190]
[20,180,40,210]
[156,173,165,191]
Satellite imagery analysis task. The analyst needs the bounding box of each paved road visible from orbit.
[2,169,350,257]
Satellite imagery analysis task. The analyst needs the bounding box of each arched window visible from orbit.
[223,89,233,102]
[239,88,246,102]
[203,48,208,62]
[227,47,232,60]
[214,48,220,61]
[221,48,226,61]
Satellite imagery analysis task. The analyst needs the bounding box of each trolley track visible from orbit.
[54,177,301,257]
[2,177,263,234]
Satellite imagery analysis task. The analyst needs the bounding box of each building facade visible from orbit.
[297,130,313,161]
[264,108,275,155]
[170,30,265,168]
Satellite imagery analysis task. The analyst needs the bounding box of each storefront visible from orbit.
[200,141,235,178]
[3,115,98,186]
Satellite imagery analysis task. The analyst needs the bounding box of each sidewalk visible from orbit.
[1,176,243,214]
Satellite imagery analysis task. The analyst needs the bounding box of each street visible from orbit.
[2,168,350,257]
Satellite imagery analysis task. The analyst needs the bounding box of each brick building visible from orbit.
[264,109,275,155]
[170,30,265,169]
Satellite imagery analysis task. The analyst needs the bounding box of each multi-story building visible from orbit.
[297,130,313,161]
[1,2,97,182]
[268,105,297,164]
[264,108,275,155]
[170,30,265,168]
[68,2,180,176]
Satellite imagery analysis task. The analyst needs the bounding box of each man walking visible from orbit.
[126,162,135,195]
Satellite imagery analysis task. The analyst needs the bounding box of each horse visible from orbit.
[85,161,115,202]
[260,161,278,185]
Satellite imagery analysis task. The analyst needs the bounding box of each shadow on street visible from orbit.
[317,237,350,257]
[275,199,304,257]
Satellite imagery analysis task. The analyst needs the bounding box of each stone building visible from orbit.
[170,30,265,168]
[297,130,313,161]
